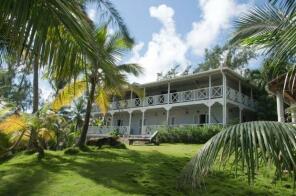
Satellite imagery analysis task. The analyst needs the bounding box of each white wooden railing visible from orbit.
[226,87,256,108]
[87,126,129,137]
[109,85,255,110]
[87,123,223,137]
[111,86,223,110]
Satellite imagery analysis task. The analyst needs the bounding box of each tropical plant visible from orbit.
[157,125,222,144]
[179,121,296,189]
[182,0,296,189]
[51,26,142,149]
[1,0,133,157]
[231,0,296,64]
[196,44,256,72]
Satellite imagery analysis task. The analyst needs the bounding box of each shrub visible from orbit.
[157,125,222,144]
[87,137,126,149]
[64,147,80,155]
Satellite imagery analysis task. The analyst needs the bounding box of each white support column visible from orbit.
[291,112,296,123]
[111,113,114,126]
[239,107,243,123]
[167,82,171,104]
[222,72,227,125]
[128,112,132,134]
[239,80,242,103]
[208,75,212,124]
[141,110,145,134]
[166,108,170,126]
[208,105,211,125]
[276,92,285,122]
[143,87,146,106]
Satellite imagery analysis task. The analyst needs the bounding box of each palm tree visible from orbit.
[179,121,296,189]
[180,0,296,189]
[1,0,133,157]
[51,26,142,149]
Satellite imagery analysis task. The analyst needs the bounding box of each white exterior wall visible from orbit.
[91,69,258,136]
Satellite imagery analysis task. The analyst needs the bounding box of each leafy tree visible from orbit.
[0,58,32,111]
[0,0,132,157]
[51,26,142,149]
[197,45,256,71]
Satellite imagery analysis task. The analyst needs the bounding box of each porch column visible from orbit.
[239,107,243,123]
[141,110,145,134]
[128,111,132,134]
[166,108,170,126]
[143,87,146,107]
[111,113,114,126]
[208,75,212,124]
[239,80,242,103]
[276,91,285,122]
[291,112,296,123]
[208,105,211,125]
[167,82,171,104]
[222,72,227,125]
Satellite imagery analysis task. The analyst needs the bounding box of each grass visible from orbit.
[0,144,295,196]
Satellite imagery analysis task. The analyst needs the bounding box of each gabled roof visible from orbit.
[133,67,257,88]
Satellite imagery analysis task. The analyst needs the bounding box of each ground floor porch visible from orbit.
[90,102,256,136]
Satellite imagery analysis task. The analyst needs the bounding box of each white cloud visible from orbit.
[87,8,96,21]
[128,4,189,83]
[187,0,249,55]
[127,1,249,84]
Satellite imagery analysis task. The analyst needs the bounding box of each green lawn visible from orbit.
[0,144,294,196]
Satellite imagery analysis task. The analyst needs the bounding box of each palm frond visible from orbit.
[94,87,110,114]
[51,80,87,111]
[179,121,296,189]
[0,115,27,133]
[117,63,143,76]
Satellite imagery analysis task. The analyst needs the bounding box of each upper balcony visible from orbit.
[108,85,256,111]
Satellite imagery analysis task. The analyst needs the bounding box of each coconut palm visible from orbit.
[181,0,296,189]
[179,121,296,189]
[51,25,142,149]
[231,0,295,64]
[1,0,133,157]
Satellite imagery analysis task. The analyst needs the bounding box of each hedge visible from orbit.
[157,125,222,144]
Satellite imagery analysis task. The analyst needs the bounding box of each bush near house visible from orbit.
[157,125,222,144]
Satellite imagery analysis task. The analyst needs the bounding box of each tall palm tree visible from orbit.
[180,0,296,189]
[51,26,142,149]
[1,0,133,157]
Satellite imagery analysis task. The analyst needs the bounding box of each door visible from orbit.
[117,119,123,126]
[199,114,208,124]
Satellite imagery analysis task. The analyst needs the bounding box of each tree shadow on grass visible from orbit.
[0,148,294,196]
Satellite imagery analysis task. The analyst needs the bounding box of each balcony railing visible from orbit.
[111,85,223,110]
[109,85,255,110]
[226,87,256,108]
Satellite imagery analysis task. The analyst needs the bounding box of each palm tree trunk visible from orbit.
[29,55,44,158]
[32,56,39,113]
[77,77,96,149]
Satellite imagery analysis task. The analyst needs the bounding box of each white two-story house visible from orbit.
[91,67,257,136]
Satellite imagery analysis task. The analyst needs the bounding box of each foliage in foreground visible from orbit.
[179,121,296,189]
[0,144,294,195]
[157,125,222,144]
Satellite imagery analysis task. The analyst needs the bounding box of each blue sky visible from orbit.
[86,0,263,83]
[41,0,264,101]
